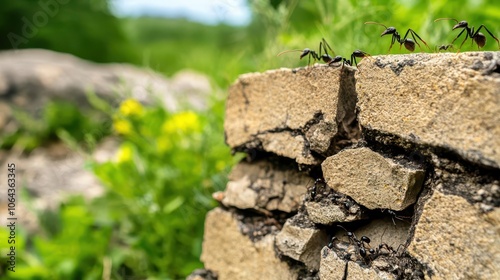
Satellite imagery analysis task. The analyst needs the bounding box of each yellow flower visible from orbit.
[119,99,143,117]
[162,111,201,134]
[156,135,172,153]
[215,160,227,172]
[113,119,133,135]
[116,144,133,163]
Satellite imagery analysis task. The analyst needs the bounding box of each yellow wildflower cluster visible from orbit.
[162,111,201,134]
[119,99,143,117]
[113,119,133,135]
[116,143,133,163]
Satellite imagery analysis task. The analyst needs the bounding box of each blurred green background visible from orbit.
[0,0,499,279]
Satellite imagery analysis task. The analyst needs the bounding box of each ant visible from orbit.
[336,225,372,264]
[277,38,341,67]
[381,209,412,226]
[308,178,327,200]
[332,50,371,69]
[434,18,500,50]
[436,44,454,52]
[364,22,430,52]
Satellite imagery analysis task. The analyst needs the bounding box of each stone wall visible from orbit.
[191,52,500,280]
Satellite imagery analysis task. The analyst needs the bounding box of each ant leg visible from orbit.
[319,41,324,58]
[388,35,396,52]
[475,25,500,49]
[458,32,470,51]
[351,54,358,68]
[408,29,430,49]
[322,38,335,55]
[451,28,466,45]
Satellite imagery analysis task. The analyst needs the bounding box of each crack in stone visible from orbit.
[374,58,417,76]
[362,128,500,210]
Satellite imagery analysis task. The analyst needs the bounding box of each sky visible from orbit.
[111,0,252,26]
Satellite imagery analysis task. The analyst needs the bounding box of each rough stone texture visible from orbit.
[347,217,411,251]
[305,202,364,224]
[409,191,500,280]
[222,160,309,213]
[322,147,424,210]
[357,52,500,168]
[275,215,327,270]
[0,140,113,232]
[201,208,297,280]
[224,66,358,165]
[320,248,394,280]
[186,269,218,280]
[198,53,500,279]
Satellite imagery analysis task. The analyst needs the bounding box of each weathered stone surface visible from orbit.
[305,202,364,224]
[0,141,110,232]
[322,147,424,210]
[357,52,500,168]
[320,248,394,280]
[409,191,500,280]
[186,269,217,280]
[221,160,309,213]
[225,66,358,165]
[349,217,411,251]
[275,214,327,270]
[201,208,297,280]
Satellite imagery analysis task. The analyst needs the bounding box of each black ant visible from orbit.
[307,178,327,200]
[381,209,412,226]
[331,50,371,70]
[434,18,500,50]
[277,38,341,67]
[436,44,454,52]
[337,225,358,244]
[347,50,371,68]
[336,225,372,264]
[364,22,430,52]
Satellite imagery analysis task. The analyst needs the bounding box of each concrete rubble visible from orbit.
[196,52,500,280]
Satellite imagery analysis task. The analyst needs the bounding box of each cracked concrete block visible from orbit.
[409,191,500,280]
[225,66,358,164]
[201,208,297,280]
[221,160,309,212]
[320,248,395,280]
[275,213,327,270]
[357,52,500,168]
[322,147,424,210]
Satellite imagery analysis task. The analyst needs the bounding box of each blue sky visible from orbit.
[111,0,252,26]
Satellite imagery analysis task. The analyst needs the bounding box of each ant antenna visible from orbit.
[434,18,459,23]
[277,49,304,57]
[364,21,388,28]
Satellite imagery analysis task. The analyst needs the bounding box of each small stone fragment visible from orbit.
[322,147,424,210]
[275,213,327,270]
[221,160,309,213]
[201,208,297,280]
[305,202,364,225]
[320,247,395,280]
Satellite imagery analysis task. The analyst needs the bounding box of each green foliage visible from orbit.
[122,17,257,87]
[88,97,234,278]
[3,96,235,279]
[261,0,500,69]
[0,101,111,152]
[0,0,139,63]
[1,196,112,279]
